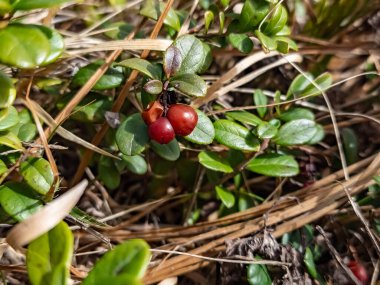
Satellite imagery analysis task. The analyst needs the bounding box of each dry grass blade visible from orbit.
[6,180,88,250]
[26,99,118,159]
[67,39,173,55]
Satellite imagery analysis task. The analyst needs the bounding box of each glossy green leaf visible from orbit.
[117,58,161,80]
[254,89,267,118]
[262,4,288,36]
[72,61,124,90]
[247,257,272,285]
[301,73,333,97]
[33,25,64,65]
[0,158,7,175]
[342,128,358,165]
[0,131,23,149]
[98,156,120,190]
[27,221,73,285]
[82,239,151,285]
[0,24,51,68]
[20,157,54,195]
[204,10,214,34]
[246,153,299,177]
[238,0,269,32]
[227,33,253,53]
[120,155,148,175]
[269,118,281,128]
[275,36,298,53]
[151,139,180,161]
[214,120,260,151]
[218,11,225,34]
[16,123,37,142]
[198,42,213,74]
[304,247,318,279]
[140,0,180,31]
[0,182,43,221]
[274,119,318,146]
[255,30,277,52]
[215,186,235,208]
[173,35,207,74]
[12,0,71,10]
[170,73,207,97]
[198,151,233,173]
[116,113,149,156]
[286,72,313,99]
[185,109,215,145]
[0,71,16,108]
[278,107,315,122]
[256,121,277,139]
[163,45,182,78]
[143,80,163,95]
[307,124,325,145]
[0,106,19,131]
[226,111,262,126]
[0,0,12,15]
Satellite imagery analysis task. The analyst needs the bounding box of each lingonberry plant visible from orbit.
[0,0,378,284]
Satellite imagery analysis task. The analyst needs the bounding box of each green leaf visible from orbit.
[0,24,51,68]
[342,128,358,165]
[116,113,149,156]
[0,106,19,131]
[204,10,214,34]
[274,119,318,146]
[120,155,148,175]
[20,157,54,195]
[98,156,120,190]
[12,0,71,10]
[0,0,12,15]
[278,107,315,122]
[15,123,37,142]
[227,33,253,53]
[256,121,277,139]
[226,111,262,126]
[143,80,163,95]
[173,35,207,74]
[151,139,180,161]
[253,89,267,118]
[215,186,235,208]
[286,73,313,99]
[214,120,260,151]
[246,153,299,177]
[185,109,215,145]
[140,0,180,31]
[198,42,213,74]
[163,45,182,78]
[198,151,233,173]
[238,0,269,32]
[170,73,207,97]
[0,158,7,175]
[0,131,23,149]
[307,124,325,145]
[220,0,229,7]
[262,4,288,36]
[274,36,298,53]
[72,61,124,90]
[0,182,43,221]
[27,222,73,285]
[32,25,64,65]
[117,58,161,80]
[0,71,16,108]
[301,73,333,97]
[304,247,318,279]
[255,30,277,52]
[82,239,151,285]
[247,257,272,285]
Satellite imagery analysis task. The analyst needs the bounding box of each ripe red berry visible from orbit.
[348,260,369,285]
[148,117,175,144]
[167,104,198,136]
[141,101,164,125]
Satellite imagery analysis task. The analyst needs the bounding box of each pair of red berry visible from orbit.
[142,101,198,144]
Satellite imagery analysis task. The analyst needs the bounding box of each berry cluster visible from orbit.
[142,101,198,144]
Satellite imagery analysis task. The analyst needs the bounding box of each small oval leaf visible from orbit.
[274,119,318,146]
[143,80,163,95]
[246,153,299,177]
[170,73,207,97]
[185,109,215,145]
[256,121,277,139]
[164,45,182,78]
[20,157,54,195]
[226,111,262,126]
[151,139,180,161]
[0,71,16,108]
[198,151,233,173]
[215,186,235,208]
[117,58,161,80]
[120,155,148,175]
[0,106,19,131]
[173,35,207,74]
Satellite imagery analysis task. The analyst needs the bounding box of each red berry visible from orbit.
[142,101,164,125]
[167,104,198,136]
[348,260,369,285]
[148,117,175,144]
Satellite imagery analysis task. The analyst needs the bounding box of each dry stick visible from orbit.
[71,0,175,186]
[316,225,362,285]
[371,259,380,285]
